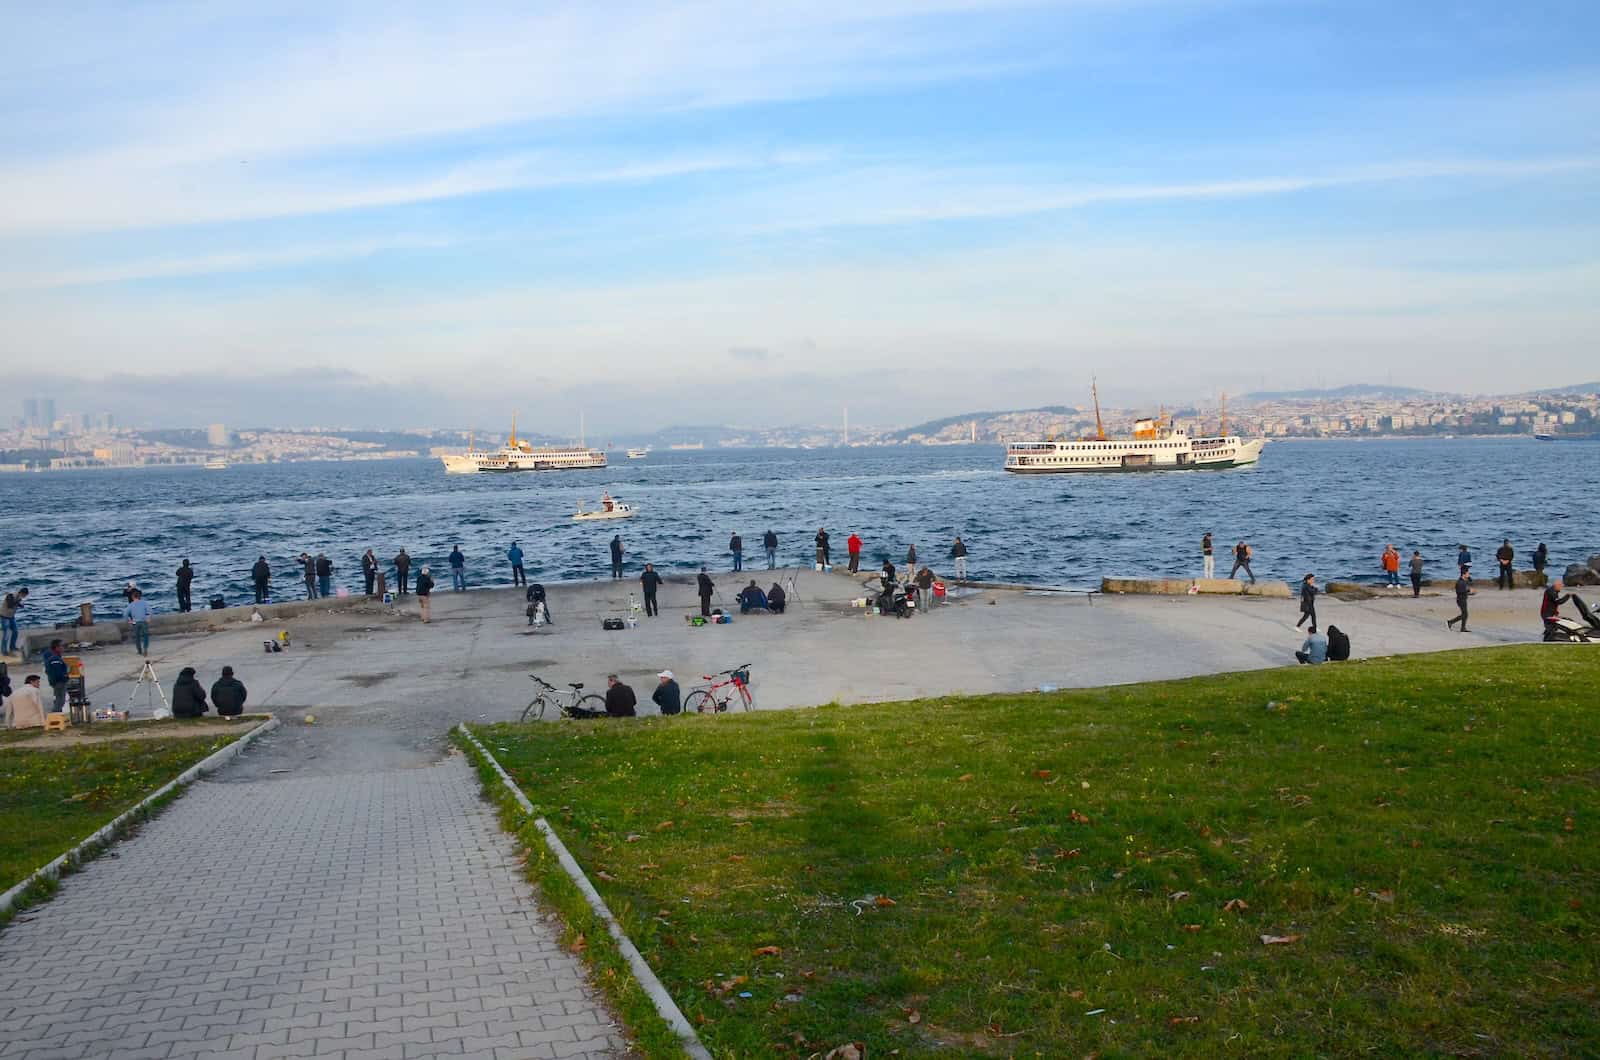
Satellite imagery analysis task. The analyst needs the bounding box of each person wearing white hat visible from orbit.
[652,670,681,715]
[414,566,435,622]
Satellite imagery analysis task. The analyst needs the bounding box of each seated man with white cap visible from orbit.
[652,670,681,715]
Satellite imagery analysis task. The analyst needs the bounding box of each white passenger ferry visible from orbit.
[440,418,607,474]
[1003,386,1264,474]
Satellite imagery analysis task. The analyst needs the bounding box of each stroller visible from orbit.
[1543,593,1600,643]
[874,576,913,619]
[525,583,553,627]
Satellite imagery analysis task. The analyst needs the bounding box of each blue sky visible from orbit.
[2,0,1597,429]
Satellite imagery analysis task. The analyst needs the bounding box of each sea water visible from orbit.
[1,438,1595,624]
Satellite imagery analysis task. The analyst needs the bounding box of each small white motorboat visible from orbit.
[573,493,638,521]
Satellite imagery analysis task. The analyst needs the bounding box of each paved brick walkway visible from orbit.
[0,755,623,1059]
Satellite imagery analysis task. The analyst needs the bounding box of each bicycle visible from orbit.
[521,675,608,721]
[684,664,755,714]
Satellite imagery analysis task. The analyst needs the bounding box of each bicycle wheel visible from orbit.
[684,689,715,714]
[576,695,608,717]
[521,696,549,722]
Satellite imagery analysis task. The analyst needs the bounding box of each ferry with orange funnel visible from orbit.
[1003,383,1264,474]
[439,416,607,474]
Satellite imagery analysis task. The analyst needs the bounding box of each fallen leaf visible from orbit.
[875,895,897,907]
[904,1008,922,1024]
[1370,889,1395,904]
[956,773,974,782]
[625,833,642,843]
[754,945,782,956]
[656,820,675,831]
[1035,770,1053,779]
[1564,816,1575,832]
[1169,891,1191,902]
[1069,810,1091,824]
[595,870,617,882]
[569,934,587,954]
[1182,924,1202,933]
[1260,933,1304,945]
[728,854,746,862]
[1068,989,1085,1000]
[823,1044,864,1060]
[1223,899,1249,913]
[1170,1015,1200,1025]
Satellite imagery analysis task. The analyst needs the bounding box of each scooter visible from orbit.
[874,576,913,619]
[1543,593,1600,643]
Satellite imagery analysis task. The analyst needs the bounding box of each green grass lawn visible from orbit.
[473,646,1600,1058]
[0,727,243,893]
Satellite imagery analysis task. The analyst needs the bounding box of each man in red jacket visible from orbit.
[847,532,863,573]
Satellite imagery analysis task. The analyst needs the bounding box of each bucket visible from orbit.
[932,581,946,598]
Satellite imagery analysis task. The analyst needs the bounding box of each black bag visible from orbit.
[209,595,226,610]
[601,618,625,631]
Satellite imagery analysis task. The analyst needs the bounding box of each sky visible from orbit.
[3,0,1598,432]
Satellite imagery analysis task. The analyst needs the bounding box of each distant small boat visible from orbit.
[1534,431,1599,441]
[204,458,229,470]
[573,493,638,521]
[627,447,649,459]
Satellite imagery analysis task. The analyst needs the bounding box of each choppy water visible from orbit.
[2,439,1596,624]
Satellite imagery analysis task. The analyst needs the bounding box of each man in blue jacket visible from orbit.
[507,542,525,587]
[449,545,466,591]
[42,638,70,713]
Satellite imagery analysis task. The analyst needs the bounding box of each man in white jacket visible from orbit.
[5,673,46,729]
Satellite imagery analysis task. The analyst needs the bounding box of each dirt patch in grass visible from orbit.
[474,646,1600,1058]
[0,716,264,750]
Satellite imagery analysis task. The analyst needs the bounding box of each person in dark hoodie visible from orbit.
[604,673,637,717]
[640,563,663,617]
[171,667,209,718]
[315,553,334,597]
[175,559,195,612]
[211,666,248,717]
[414,566,434,622]
[393,548,412,594]
[729,532,743,572]
[1532,542,1549,574]
[251,556,272,604]
[763,529,778,570]
[610,535,625,579]
[1296,573,1319,634]
[1325,625,1351,662]
[697,566,715,617]
[1495,539,1515,590]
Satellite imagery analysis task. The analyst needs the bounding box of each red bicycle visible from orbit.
[684,664,754,713]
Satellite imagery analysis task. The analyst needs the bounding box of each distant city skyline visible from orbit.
[3,2,1597,415]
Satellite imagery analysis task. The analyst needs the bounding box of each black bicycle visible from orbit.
[521,675,607,721]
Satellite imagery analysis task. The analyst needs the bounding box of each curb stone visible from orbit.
[455,722,713,1060]
[0,715,280,917]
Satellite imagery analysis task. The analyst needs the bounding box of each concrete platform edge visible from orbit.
[0,715,279,918]
[455,723,712,1060]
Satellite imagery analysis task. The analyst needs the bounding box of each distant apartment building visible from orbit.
[207,423,230,446]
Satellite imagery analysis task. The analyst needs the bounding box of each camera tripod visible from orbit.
[133,660,171,718]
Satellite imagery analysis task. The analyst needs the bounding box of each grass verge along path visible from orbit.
[1,724,245,894]
[473,647,1599,1058]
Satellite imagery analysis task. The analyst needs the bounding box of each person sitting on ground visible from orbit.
[526,582,552,625]
[604,673,637,717]
[767,582,787,614]
[171,666,210,718]
[5,673,46,729]
[211,666,248,718]
[1325,625,1350,662]
[1295,630,1328,665]
[738,580,768,614]
[652,670,681,715]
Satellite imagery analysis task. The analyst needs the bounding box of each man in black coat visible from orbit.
[175,559,195,612]
[211,666,248,717]
[652,670,681,715]
[696,566,715,617]
[251,556,271,603]
[640,563,663,617]
[362,549,378,595]
[610,535,625,579]
[763,529,778,570]
[729,532,743,572]
[605,674,637,717]
[1296,573,1318,634]
[393,548,412,594]
[1495,539,1515,590]
[171,667,209,718]
[1447,572,1473,633]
